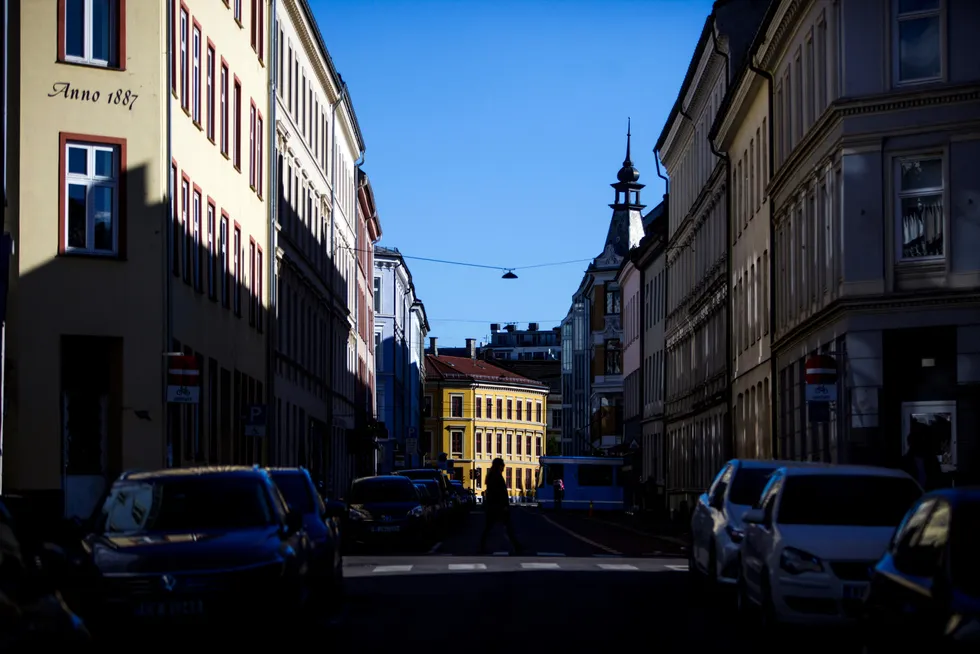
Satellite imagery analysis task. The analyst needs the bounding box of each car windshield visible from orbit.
[415,483,436,500]
[729,467,778,506]
[269,472,316,514]
[398,471,438,482]
[952,500,980,596]
[777,475,922,527]
[349,480,419,503]
[101,477,275,534]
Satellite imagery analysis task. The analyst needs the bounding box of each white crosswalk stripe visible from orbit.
[597,563,639,571]
[664,564,688,572]
[373,565,414,573]
[348,558,689,577]
[449,563,487,571]
[521,562,561,569]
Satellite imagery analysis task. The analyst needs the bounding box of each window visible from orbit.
[256,113,264,197]
[220,63,229,155]
[579,464,613,486]
[475,396,482,418]
[486,397,492,419]
[450,431,463,456]
[496,433,502,454]
[375,332,383,368]
[171,162,179,274]
[180,177,190,281]
[191,24,201,124]
[206,44,215,140]
[248,239,256,326]
[233,225,242,316]
[897,157,943,261]
[516,433,522,455]
[895,0,941,84]
[516,401,523,422]
[450,395,463,418]
[250,0,257,49]
[233,0,242,23]
[249,102,256,188]
[475,432,482,454]
[506,399,513,420]
[536,437,542,457]
[256,248,263,332]
[62,139,122,255]
[505,468,512,489]
[233,80,242,169]
[207,201,216,298]
[536,402,542,423]
[63,0,121,68]
[526,400,532,422]
[605,288,621,315]
[777,475,923,527]
[373,277,382,312]
[219,213,229,307]
[525,434,531,454]
[179,8,189,110]
[496,398,502,419]
[423,396,432,418]
[605,339,622,375]
[192,189,202,291]
[525,468,532,490]
[506,434,512,455]
[516,469,523,489]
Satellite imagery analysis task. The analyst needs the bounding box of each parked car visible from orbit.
[77,467,315,636]
[737,464,922,628]
[450,480,473,513]
[395,469,452,503]
[691,459,823,588]
[266,467,345,610]
[862,487,980,651]
[345,476,434,550]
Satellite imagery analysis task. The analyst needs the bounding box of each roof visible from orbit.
[353,475,412,483]
[777,465,917,479]
[487,359,561,394]
[654,13,716,153]
[425,354,549,389]
[732,458,827,470]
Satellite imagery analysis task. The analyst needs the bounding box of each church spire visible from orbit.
[616,118,640,185]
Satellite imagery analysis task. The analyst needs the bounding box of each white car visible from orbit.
[737,464,922,627]
[690,459,822,586]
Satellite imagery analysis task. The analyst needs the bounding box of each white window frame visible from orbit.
[249,104,256,187]
[180,180,189,273]
[450,393,464,418]
[64,0,118,67]
[207,203,216,297]
[893,0,944,86]
[192,191,202,288]
[179,9,189,107]
[233,227,242,315]
[206,45,215,139]
[219,217,229,305]
[894,154,945,263]
[192,25,201,123]
[234,0,242,22]
[220,65,229,153]
[63,141,119,255]
[375,331,383,369]
[256,115,263,195]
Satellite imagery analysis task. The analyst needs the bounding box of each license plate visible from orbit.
[372,525,401,533]
[842,583,868,600]
[135,599,205,617]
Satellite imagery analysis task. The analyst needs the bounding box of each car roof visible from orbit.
[119,466,269,482]
[397,469,443,474]
[265,467,309,477]
[777,464,914,479]
[923,486,980,503]
[732,459,825,470]
[353,475,413,484]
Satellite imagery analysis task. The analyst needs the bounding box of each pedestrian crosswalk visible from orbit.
[343,558,688,578]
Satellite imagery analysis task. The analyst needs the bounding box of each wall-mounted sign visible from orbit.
[48,82,139,111]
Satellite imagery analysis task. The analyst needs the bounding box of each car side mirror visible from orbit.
[742,508,766,525]
[323,500,346,520]
[285,510,304,534]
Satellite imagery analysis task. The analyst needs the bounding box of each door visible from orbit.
[63,391,108,520]
[901,401,956,473]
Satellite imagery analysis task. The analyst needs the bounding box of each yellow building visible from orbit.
[423,351,549,498]
[3,0,270,518]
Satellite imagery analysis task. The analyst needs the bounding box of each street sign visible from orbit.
[244,404,266,437]
[166,355,200,404]
[405,438,418,454]
[408,426,417,439]
[805,354,838,403]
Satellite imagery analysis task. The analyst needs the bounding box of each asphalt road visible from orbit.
[334,508,866,652]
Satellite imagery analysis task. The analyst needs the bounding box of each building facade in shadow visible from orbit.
[3,1,273,518]
[374,246,429,473]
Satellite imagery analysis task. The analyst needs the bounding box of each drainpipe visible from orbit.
[266,0,278,465]
[708,16,733,461]
[164,0,175,468]
[748,51,776,459]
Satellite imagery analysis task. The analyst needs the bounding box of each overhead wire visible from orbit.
[342,244,593,272]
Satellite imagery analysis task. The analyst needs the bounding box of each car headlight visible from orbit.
[407,505,425,518]
[725,524,745,543]
[349,508,369,521]
[779,547,823,575]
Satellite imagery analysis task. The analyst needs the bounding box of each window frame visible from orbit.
[892,0,945,87]
[179,6,189,110]
[219,61,229,155]
[191,21,202,124]
[450,394,464,418]
[192,187,202,291]
[893,153,947,264]
[233,224,242,316]
[207,199,216,299]
[59,0,125,70]
[206,42,216,141]
[59,134,126,257]
[220,212,230,307]
[233,78,243,170]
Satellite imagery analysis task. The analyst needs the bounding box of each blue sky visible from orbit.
[312,0,711,347]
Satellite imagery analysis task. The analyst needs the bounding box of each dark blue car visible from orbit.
[345,475,431,550]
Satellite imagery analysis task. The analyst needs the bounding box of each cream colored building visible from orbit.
[3,0,270,517]
[711,46,773,461]
[272,0,364,496]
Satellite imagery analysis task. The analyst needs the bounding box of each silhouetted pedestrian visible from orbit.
[479,458,523,554]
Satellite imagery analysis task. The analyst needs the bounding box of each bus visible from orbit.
[535,456,625,512]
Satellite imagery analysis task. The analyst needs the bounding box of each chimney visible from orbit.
[466,338,476,359]
[429,336,438,356]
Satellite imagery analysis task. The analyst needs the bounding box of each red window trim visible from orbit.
[57,0,128,71]
[206,39,216,143]
[180,170,191,284]
[256,110,264,198]
[256,244,264,332]
[248,236,256,326]
[171,157,179,274]
[220,209,231,308]
[191,183,203,292]
[179,1,190,112]
[232,221,243,317]
[191,16,203,127]
[248,98,257,189]
[257,0,264,63]
[250,0,257,52]
[58,132,128,258]
[233,76,242,172]
[171,1,177,93]
[220,58,230,158]
[206,196,217,300]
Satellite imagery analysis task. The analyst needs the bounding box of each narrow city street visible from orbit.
[334,508,865,651]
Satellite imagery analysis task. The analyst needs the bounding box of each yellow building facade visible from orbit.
[424,354,549,498]
[3,0,270,518]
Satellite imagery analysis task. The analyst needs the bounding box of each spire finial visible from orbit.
[624,117,632,166]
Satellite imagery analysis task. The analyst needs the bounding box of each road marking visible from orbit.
[428,542,443,554]
[493,551,509,556]
[540,514,622,556]
[521,562,561,570]
[593,553,619,558]
[537,552,566,557]
[664,564,689,572]
[373,565,413,573]
[449,563,487,571]
[597,563,639,571]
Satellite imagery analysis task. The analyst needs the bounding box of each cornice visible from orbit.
[284,0,341,103]
[757,0,813,72]
[713,69,765,150]
[661,52,726,162]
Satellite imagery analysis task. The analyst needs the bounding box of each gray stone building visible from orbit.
[757,0,980,481]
